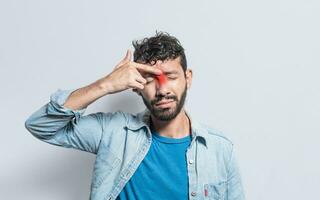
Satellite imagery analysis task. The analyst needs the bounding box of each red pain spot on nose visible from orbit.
[155,72,167,86]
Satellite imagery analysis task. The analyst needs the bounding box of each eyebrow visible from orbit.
[163,71,179,75]
[145,70,179,78]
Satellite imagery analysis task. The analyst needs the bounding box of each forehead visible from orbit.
[150,57,182,74]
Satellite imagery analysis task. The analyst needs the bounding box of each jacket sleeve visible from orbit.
[226,145,246,200]
[24,88,104,154]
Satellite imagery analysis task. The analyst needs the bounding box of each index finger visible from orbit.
[133,62,162,76]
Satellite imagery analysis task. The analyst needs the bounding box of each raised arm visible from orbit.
[24,50,162,154]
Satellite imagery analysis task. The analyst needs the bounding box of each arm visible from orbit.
[24,87,109,154]
[25,50,162,154]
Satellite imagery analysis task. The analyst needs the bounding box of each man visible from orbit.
[25,31,246,200]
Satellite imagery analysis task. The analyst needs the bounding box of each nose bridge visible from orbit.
[156,72,166,85]
[153,63,169,92]
[154,72,170,95]
[155,71,168,88]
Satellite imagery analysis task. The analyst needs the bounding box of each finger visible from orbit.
[135,76,147,85]
[131,82,144,90]
[133,62,162,75]
[115,49,131,69]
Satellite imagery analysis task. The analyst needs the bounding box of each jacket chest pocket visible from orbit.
[203,181,227,200]
[91,148,121,189]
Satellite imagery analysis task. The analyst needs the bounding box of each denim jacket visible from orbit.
[25,88,246,200]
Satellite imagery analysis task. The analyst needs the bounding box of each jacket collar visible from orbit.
[125,108,208,147]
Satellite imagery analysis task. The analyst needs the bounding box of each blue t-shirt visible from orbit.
[116,126,192,200]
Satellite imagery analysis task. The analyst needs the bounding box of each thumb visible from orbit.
[124,49,132,61]
[115,49,132,69]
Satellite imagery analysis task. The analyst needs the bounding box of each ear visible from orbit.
[185,69,193,89]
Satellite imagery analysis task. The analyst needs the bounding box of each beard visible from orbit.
[141,83,188,121]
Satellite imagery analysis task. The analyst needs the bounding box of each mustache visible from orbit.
[152,95,177,105]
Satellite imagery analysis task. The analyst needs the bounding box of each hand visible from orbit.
[100,49,162,95]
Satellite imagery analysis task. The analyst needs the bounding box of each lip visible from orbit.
[155,100,174,107]
[156,99,174,105]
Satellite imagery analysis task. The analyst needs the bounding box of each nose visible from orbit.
[154,72,170,96]
[155,72,167,87]
[155,87,171,97]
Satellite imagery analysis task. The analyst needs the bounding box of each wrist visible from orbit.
[95,77,113,95]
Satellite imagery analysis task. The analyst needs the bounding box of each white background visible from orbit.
[1,0,319,199]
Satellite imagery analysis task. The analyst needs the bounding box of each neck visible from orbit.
[150,108,191,139]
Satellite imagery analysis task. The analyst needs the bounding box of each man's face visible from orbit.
[137,57,193,121]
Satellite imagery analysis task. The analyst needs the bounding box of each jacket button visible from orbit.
[189,159,194,164]
[191,191,197,196]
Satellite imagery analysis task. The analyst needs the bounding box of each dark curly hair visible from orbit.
[132,31,187,76]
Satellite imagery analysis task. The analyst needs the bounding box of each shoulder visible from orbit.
[99,110,126,118]
[99,110,146,127]
[198,122,235,153]
[200,122,233,143]
[99,110,128,126]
